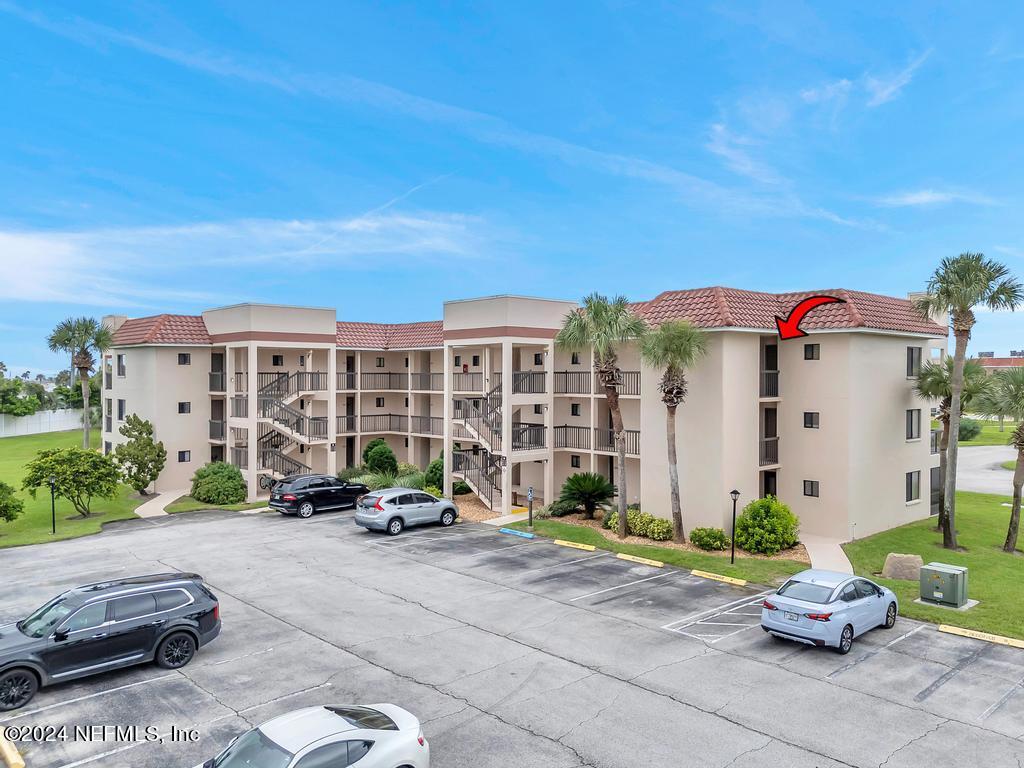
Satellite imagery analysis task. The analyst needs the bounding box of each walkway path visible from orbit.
[800,533,853,574]
[956,445,1015,495]
[133,488,189,518]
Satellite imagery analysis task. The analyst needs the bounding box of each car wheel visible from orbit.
[0,668,38,711]
[440,509,456,527]
[387,517,404,536]
[883,602,897,629]
[156,633,197,669]
[835,624,854,655]
[297,501,315,519]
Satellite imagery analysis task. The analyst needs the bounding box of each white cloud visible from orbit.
[800,78,852,105]
[705,124,783,185]
[864,50,932,107]
[872,188,996,208]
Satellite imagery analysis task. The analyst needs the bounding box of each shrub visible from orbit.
[425,457,444,488]
[0,482,24,524]
[423,485,445,498]
[453,480,472,495]
[395,471,425,490]
[602,507,616,529]
[690,527,730,551]
[558,472,616,519]
[397,462,419,475]
[361,438,387,464]
[22,448,119,517]
[647,518,673,541]
[958,418,982,442]
[190,462,247,505]
[113,414,166,495]
[337,464,367,482]
[734,496,799,555]
[352,471,399,491]
[626,506,649,537]
[604,507,670,540]
[366,443,398,474]
[545,498,579,517]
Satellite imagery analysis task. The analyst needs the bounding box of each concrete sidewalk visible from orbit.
[800,533,853,574]
[134,488,189,518]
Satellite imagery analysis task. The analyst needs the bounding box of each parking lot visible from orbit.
[2,509,1023,767]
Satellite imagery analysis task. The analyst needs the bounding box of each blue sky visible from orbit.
[1,1,1022,374]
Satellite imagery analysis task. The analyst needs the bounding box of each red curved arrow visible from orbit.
[775,295,845,340]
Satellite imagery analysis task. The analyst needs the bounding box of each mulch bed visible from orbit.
[455,493,501,522]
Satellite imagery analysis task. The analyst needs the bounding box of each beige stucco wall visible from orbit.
[444,295,576,334]
[203,303,336,336]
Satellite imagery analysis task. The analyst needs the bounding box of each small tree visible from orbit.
[558,472,616,519]
[113,415,167,495]
[22,448,119,517]
[0,482,24,524]
[362,438,387,464]
[734,496,799,555]
[0,378,40,416]
[366,443,398,474]
[425,456,444,488]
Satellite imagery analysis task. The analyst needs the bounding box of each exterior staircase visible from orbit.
[252,371,327,483]
[453,380,504,452]
[452,449,503,510]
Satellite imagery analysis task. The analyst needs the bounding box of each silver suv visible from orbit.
[355,488,459,535]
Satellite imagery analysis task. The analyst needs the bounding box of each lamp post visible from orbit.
[48,475,57,536]
[729,489,740,565]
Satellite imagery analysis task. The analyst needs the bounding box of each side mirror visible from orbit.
[53,629,69,642]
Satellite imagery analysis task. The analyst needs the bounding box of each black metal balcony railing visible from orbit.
[337,414,357,434]
[209,419,226,440]
[594,427,641,456]
[230,446,248,470]
[104,415,112,433]
[553,425,590,450]
[760,437,779,466]
[209,371,226,392]
[554,371,591,394]
[234,372,248,393]
[258,448,308,477]
[410,415,443,435]
[453,398,502,450]
[452,449,501,507]
[760,370,779,398]
[258,371,328,396]
[452,372,483,392]
[361,372,408,390]
[512,371,546,394]
[930,429,940,455]
[337,371,357,391]
[410,372,444,391]
[511,422,546,451]
[231,396,248,418]
[594,371,640,396]
[361,414,408,433]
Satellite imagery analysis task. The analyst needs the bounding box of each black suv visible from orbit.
[270,474,369,518]
[0,573,220,711]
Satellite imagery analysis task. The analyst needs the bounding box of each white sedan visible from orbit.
[196,704,429,768]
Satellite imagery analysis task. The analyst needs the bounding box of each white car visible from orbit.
[196,704,429,768]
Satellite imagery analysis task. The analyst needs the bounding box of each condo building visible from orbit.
[101,287,945,541]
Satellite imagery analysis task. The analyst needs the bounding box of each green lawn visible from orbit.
[844,491,1024,640]
[0,429,143,548]
[509,519,806,585]
[931,419,1018,447]
[1002,460,1016,472]
[164,495,266,514]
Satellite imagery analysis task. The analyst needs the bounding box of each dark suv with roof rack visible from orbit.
[0,572,220,711]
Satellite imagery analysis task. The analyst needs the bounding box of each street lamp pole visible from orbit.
[48,475,57,536]
[729,489,740,565]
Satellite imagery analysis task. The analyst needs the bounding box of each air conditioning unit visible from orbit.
[920,562,968,608]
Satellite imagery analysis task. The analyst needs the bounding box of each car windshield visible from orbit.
[17,595,76,638]
[212,728,293,768]
[777,580,835,604]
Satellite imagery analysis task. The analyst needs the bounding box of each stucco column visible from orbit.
[442,343,453,497]
[500,340,513,513]
[246,343,259,501]
[327,346,337,476]
[225,347,236,461]
[354,351,362,454]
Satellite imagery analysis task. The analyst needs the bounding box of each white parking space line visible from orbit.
[371,529,498,548]
[454,541,537,558]
[0,674,179,722]
[662,592,773,643]
[884,623,925,648]
[661,590,772,631]
[520,552,611,574]
[569,571,676,602]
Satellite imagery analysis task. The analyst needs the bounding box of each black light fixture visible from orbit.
[729,489,740,564]
[48,475,57,536]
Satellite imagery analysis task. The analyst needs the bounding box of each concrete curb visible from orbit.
[617,552,664,568]
[0,735,25,768]
[938,624,1024,649]
[554,539,596,552]
[498,527,534,539]
[691,569,747,586]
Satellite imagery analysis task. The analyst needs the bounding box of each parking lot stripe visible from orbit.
[518,552,610,574]
[661,590,773,630]
[0,674,179,722]
[457,541,537,558]
[978,674,1024,721]
[373,530,498,548]
[569,571,676,602]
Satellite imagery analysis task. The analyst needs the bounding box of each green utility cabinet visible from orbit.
[920,562,969,608]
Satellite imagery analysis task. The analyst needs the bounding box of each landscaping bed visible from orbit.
[454,492,500,522]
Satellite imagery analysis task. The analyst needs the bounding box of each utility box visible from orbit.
[920,562,969,608]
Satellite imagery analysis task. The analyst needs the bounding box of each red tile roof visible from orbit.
[336,320,442,349]
[978,357,1024,367]
[634,287,946,336]
[112,315,211,346]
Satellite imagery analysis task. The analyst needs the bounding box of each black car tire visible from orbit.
[835,624,854,655]
[387,517,404,536]
[883,602,897,629]
[297,501,316,519]
[440,509,456,527]
[156,633,197,669]
[0,668,38,711]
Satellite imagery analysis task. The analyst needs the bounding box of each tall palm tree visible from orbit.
[639,320,708,543]
[973,370,1016,432]
[557,294,647,538]
[915,253,1023,549]
[975,368,1024,552]
[915,358,989,532]
[47,317,113,449]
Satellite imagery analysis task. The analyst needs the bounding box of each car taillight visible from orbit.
[762,600,777,611]
[804,612,832,622]
[374,497,385,512]
[213,604,220,621]
[417,733,425,747]
[282,494,297,501]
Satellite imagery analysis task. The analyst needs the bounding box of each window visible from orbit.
[110,593,157,621]
[62,602,108,633]
[178,401,191,414]
[413,493,435,504]
[906,346,922,377]
[397,494,416,505]
[906,409,921,440]
[104,441,111,455]
[803,480,819,497]
[804,344,820,360]
[272,354,284,367]
[855,580,880,599]
[454,355,461,366]
[777,579,833,603]
[534,352,543,366]
[116,354,126,376]
[571,352,580,365]
[375,397,384,408]
[178,450,191,463]
[533,404,543,415]
[472,355,480,367]
[404,437,408,447]
[154,590,191,612]
[803,412,819,429]
[404,357,408,368]
[177,353,191,365]
[839,583,858,603]
[117,399,126,420]
[404,397,408,407]
[906,470,921,502]
[571,403,581,417]
[571,455,581,468]
[376,357,385,368]
[293,741,358,768]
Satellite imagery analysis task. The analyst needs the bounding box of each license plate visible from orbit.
[785,611,799,622]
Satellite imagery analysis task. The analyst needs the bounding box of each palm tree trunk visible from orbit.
[78,368,91,449]
[605,384,628,538]
[1004,451,1022,553]
[665,404,684,543]
[944,331,970,550]
[937,419,950,531]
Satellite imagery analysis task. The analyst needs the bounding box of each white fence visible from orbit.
[0,409,86,438]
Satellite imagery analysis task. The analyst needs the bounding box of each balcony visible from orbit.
[209,371,226,392]
[760,371,779,398]
[230,446,248,470]
[930,429,940,455]
[553,425,590,450]
[410,372,444,391]
[337,414,357,434]
[511,371,545,394]
[209,419,226,440]
[234,372,248,393]
[452,372,483,392]
[411,415,443,435]
[258,371,328,395]
[337,371,357,391]
[361,372,408,391]
[231,396,248,418]
[361,413,408,433]
[594,371,640,396]
[554,371,591,395]
[759,437,779,466]
[594,427,640,456]
[511,422,546,451]
[104,415,112,433]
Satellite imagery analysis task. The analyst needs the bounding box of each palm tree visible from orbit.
[559,472,616,519]
[47,317,113,449]
[639,320,708,543]
[915,253,1023,549]
[973,371,1016,432]
[974,368,1024,552]
[915,358,989,532]
[557,294,647,538]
